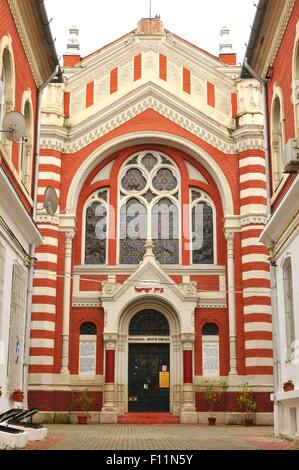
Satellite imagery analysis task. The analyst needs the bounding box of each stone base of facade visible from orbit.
[100,411,118,424]
[180,411,198,424]
[197,412,274,426]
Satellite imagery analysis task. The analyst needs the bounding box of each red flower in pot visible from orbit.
[11,389,24,403]
[283,380,294,392]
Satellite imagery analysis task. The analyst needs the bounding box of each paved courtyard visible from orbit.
[24,424,299,451]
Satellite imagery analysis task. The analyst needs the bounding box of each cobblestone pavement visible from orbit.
[24,425,299,451]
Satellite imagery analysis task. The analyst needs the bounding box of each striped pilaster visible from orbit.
[29,150,61,374]
[239,151,273,375]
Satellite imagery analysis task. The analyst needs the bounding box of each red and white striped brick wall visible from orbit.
[29,149,61,374]
[239,150,273,375]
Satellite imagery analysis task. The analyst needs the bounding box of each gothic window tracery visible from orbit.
[119,152,180,264]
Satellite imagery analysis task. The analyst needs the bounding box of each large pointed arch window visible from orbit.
[119,152,180,264]
[84,190,108,264]
[191,189,214,264]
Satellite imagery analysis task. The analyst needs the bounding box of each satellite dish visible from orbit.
[2,111,26,142]
[43,186,58,217]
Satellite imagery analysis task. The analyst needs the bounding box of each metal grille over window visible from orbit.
[202,323,219,336]
[85,191,108,265]
[129,310,170,336]
[119,151,180,265]
[80,322,97,335]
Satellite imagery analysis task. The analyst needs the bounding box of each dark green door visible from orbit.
[128,343,170,412]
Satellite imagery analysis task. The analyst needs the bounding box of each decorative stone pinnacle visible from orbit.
[219,26,233,54]
[66,25,80,55]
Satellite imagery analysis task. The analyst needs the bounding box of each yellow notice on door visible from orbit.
[159,371,170,388]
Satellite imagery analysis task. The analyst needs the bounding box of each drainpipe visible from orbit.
[243,58,281,436]
[23,65,60,410]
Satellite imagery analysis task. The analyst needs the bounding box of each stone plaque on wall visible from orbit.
[79,341,96,376]
[203,342,219,376]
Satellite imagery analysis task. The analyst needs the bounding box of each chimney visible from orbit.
[137,17,165,35]
[219,26,236,66]
[63,26,81,67]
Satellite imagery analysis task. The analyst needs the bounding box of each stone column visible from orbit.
[180,333,197,424]
[61,231,74,375]
[225,232,237,375]
[100,333,118,424]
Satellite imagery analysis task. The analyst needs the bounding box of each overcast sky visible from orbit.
[45,0,256,64]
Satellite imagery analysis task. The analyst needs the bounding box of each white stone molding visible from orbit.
[7,0,44,86]
[65,131,235,216]
[225,231,237,375]
[61,231,75,375]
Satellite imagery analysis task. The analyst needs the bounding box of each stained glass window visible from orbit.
[202,323,219,336]
[152,169,178,192]
[192,202,214,264]
[121,169,147,192]
[119,152,180,264]
[141,153,158,172]
[120,198,147,264]
[80,322,97,335]
[85,201,107,265]
[152,199,179,264]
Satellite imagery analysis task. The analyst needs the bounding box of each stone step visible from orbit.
[118,412,180,424]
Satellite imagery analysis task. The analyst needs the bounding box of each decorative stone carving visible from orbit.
[181,333,195,350]
[104,333,118,350]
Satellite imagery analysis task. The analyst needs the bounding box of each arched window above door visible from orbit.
[129,310,170,336]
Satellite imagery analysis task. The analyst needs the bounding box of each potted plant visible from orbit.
[203,379,227,425]
[283,380,294,392]
[238,383,257,426]
[11,389,24,403]
[75,389,93,425]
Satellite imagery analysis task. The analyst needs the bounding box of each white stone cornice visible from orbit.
[262,0,297,78]
[8,0,44,87]
[241,214,269,228]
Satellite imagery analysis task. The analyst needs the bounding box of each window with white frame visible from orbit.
[84,189,108,264]
[7,263,27,391]
[271,96,284,190]
[191,189,214,264]
[283,258,296,360]
[202,323,220,377]
[20,100,33,190]
[0,242,5,340]
[79,322,97,376]
[0,47,14,144]
[119,152,180,264]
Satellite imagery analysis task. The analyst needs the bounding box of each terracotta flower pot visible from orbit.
[283,385,294,392]
[208,417,217,426]
[77,414,88,425]
[245,418,254,427]
[12,393,24,403]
